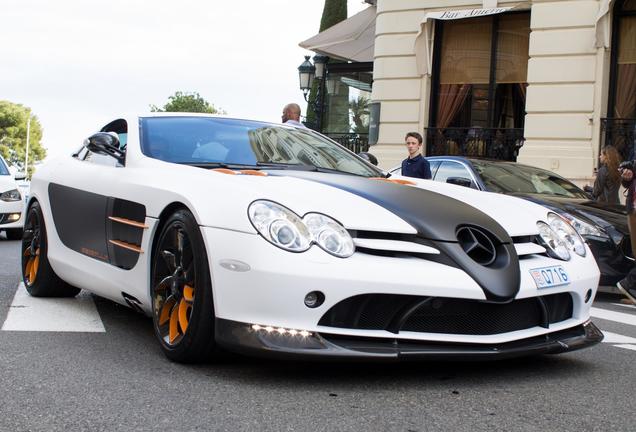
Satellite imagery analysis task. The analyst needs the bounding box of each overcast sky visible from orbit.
[0,0,369,159]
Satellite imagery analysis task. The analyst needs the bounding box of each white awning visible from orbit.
[596,0,614,48]
[299,6,376,62]
[414,3,530,76]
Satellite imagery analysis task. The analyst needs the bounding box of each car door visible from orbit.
[46,119,146,273]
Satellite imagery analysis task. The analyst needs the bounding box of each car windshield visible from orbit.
[471,160,589,198]
[140,117,383,177]
[0,157,9,175]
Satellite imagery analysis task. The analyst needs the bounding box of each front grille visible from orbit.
[319,293,573,336]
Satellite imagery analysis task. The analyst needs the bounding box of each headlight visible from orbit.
[548,213,586,257]
[536,221,570,261]
[303,213,354,258]
[559,212,609,240]
[248,200,354,258]
[0,189,21,202]
[248,201,311,252]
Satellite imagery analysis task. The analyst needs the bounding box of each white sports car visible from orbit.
[22,113,603,363]
[0,155,25,240]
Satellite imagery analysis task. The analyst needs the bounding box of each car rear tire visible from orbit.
[151,209,219,363]
[21,201,80,297]
[5,228,23,240]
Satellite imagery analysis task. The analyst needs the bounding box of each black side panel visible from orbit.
[48,183,109,262]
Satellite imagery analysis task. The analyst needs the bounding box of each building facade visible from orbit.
[302,0,635,182]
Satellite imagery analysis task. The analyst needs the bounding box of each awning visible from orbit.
[299,6,376,63]
[596,0,614,48]
[414,3,530,76]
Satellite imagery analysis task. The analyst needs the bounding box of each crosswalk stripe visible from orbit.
[601,331,636,344]
[612,302,636,310]
[590,307,636,326]
[614,344,636,351]
[1,283,105,332]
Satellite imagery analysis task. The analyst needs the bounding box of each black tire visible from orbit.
[151,209,218,363]
[5,228,23,240]
[21,201,80,297]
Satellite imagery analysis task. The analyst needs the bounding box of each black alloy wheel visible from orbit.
[151,209,218,363]
[21,201,80,297]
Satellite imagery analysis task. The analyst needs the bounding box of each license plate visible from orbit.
[530,265,570,289]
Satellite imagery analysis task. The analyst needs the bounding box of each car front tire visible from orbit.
[151,209,219,363]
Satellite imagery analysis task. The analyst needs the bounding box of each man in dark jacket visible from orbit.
[617,162,636,303]
[401,132,431,179]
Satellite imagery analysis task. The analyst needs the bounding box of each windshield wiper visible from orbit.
[256,162,372,177]
[178,162,260,170]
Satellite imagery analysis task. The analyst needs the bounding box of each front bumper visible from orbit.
[216,319,603,361]
[0,198,24,229]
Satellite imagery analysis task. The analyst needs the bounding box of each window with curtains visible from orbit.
[430,12,530,131]
[603,0,636,161]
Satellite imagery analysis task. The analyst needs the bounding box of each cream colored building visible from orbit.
[302,0,636,183]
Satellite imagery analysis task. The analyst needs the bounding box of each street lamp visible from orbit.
[24,111,31,178]
[297,55,329,131]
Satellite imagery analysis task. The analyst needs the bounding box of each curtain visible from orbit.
[615,16,636,118]
[437,84,472,128]
[439,17,492,84]
[496,13,530,83]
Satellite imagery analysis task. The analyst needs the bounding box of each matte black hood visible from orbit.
[268,171,521,302]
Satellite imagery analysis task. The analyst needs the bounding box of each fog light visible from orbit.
[585,289,593,303]
[250,323,312,337]
[7,213,20,222]
[304,291,325,308]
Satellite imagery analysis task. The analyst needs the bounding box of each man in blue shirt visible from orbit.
[401,132,431,179]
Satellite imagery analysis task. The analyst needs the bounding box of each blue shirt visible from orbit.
[401,154,431,179]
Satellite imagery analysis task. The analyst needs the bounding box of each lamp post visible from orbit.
[298,54,328,131]
[24,111,31,178]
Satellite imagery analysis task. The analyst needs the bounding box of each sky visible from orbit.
[0,0,369,160]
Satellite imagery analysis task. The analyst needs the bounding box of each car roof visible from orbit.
[425,156,553,173]
[137,112,288,129]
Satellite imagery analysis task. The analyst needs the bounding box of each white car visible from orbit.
[23,113,603,363]
[0,155,25,240]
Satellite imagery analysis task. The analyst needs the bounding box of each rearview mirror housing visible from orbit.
[84,132,125,165]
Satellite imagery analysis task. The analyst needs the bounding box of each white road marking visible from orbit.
[613,344,636,351]
[612,302,636,310]
[601,331,636,344]
[1,283,105,332]
[590,307,636,326]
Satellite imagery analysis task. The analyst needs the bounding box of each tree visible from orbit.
[306,0,348,128]
[150,91,226,114]
[0,100,46,177]
[349,95,370,134]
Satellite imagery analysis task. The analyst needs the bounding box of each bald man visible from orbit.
[281,103,307,128]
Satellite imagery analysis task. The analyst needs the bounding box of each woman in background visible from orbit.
[592,145,621,205]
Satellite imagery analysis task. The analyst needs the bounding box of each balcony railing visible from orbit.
[425,127,525,162]
[600,118,636,161]
[324,133,370,154]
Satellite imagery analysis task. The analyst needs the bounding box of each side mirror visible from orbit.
[84,132,125,164]
[14,172,26,181]
[446,176,473,188]
[358,152,378,166]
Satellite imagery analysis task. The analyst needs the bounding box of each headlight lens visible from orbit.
[0,189,21,202]
[248,201,311,252]
[536,221,571,261]
[248,201,354,258]
[303,213,355,258]
[548,213,586,257]
[559,212,609,239]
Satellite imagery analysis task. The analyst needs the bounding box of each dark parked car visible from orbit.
[391,156,632,288]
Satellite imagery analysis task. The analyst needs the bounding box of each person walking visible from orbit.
[401,132,431,180]
[617,160,636,304]
[591,145,621,205]
[281,103,307,128]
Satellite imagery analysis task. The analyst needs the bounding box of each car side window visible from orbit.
[434,161,473,184]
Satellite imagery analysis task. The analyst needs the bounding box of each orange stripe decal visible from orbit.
[212,168,238,175]
[108,216,149,229]
[109,239,143,253]
[239,169,268,176]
